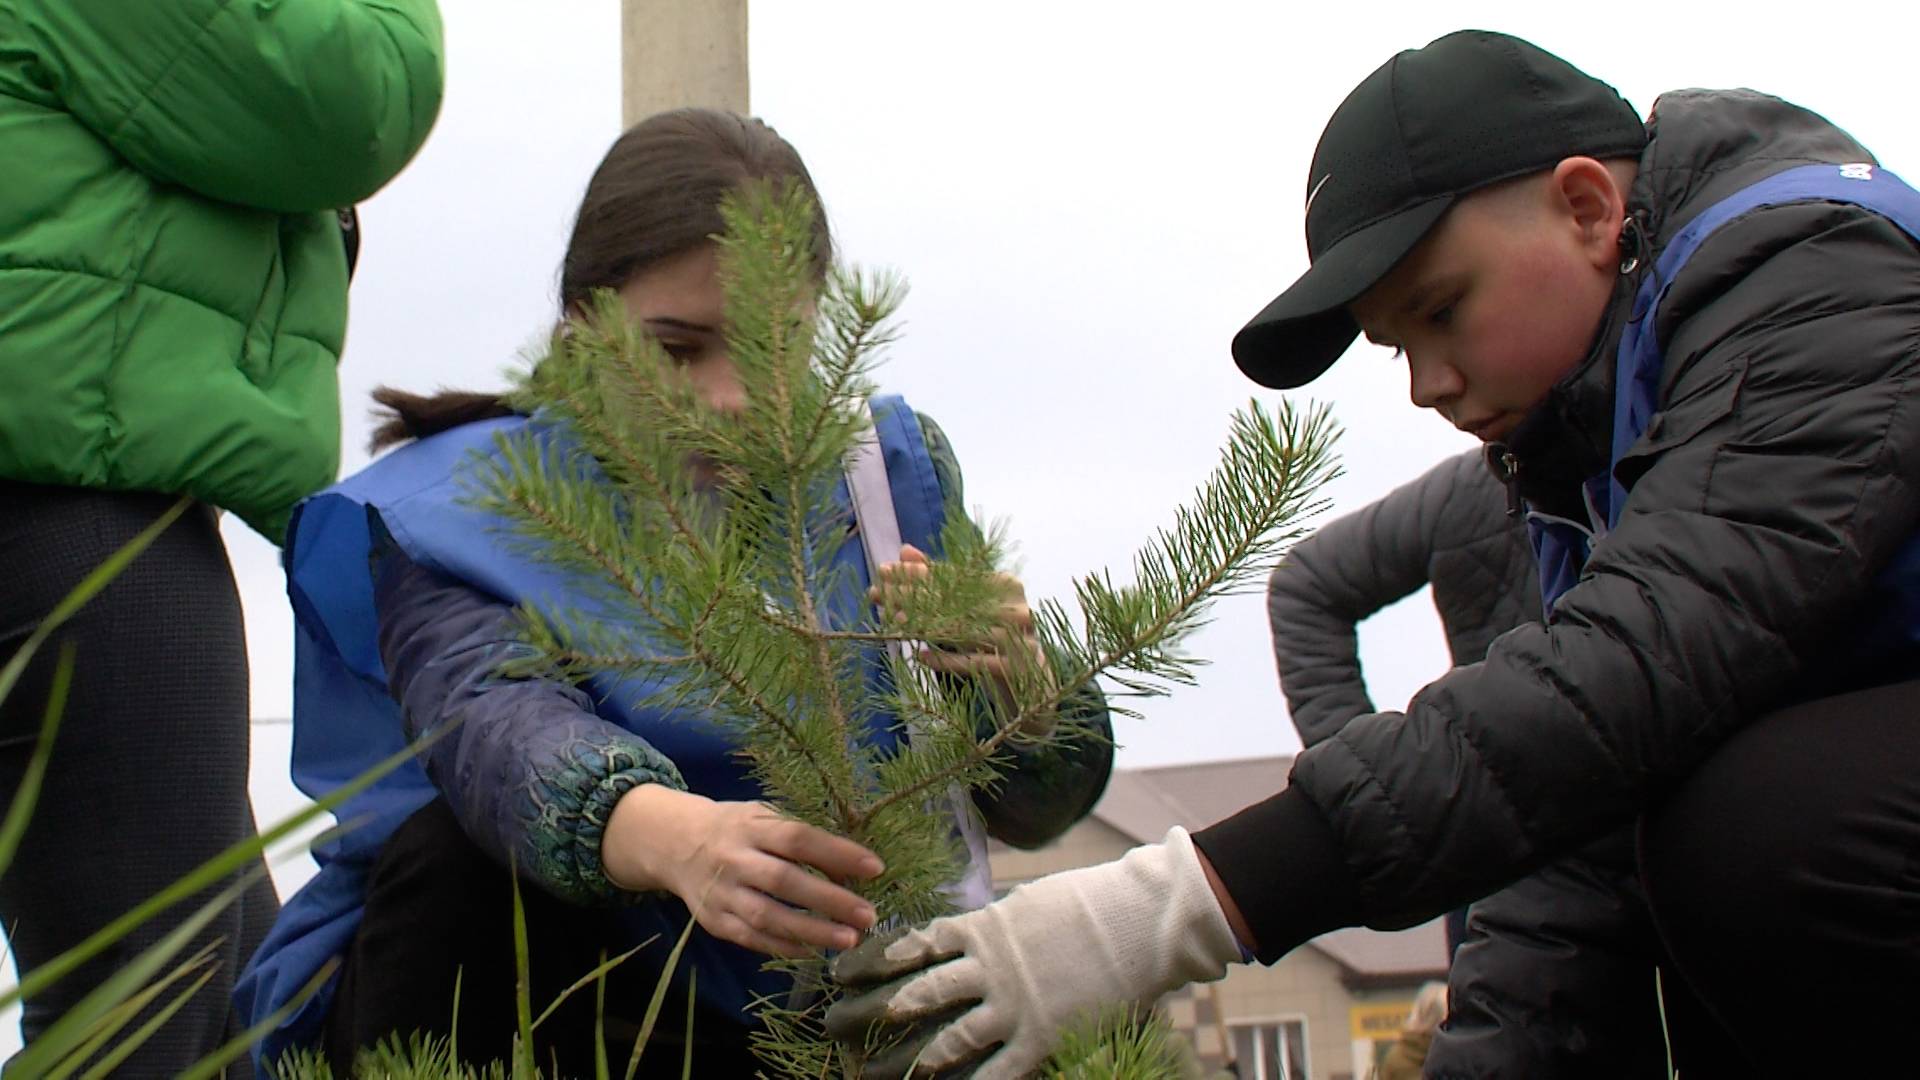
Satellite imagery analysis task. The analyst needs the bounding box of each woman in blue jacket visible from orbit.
[237,108,1113,1077]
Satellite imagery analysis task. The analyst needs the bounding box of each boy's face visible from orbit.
[1349,164,1622,444]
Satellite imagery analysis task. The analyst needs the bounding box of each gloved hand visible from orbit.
[824,827,1242,1079]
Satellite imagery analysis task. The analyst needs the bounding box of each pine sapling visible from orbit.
[474,180,1339,1077]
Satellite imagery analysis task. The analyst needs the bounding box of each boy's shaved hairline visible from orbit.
[1356,156,1639,332]
[1461,157,1641,222]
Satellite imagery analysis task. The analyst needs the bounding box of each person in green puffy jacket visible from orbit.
[0,0,442,1072]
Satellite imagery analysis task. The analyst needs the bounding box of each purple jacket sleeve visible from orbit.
[371,531,687,905]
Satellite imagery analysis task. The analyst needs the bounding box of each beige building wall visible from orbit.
[1161,940,1403,1079]
[621,0,749,125]
[1206,947,1356,1079]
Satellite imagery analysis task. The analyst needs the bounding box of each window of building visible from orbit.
[1229,1018,1310,1080]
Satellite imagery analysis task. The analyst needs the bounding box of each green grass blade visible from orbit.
[1657,967,1677,1080]
[622,912,698,1080]
[8,869,258,1076]
[173,957,341,1080]
[594,949,611,1080]
[0,499,188,710]
[46,945,216,1080]
[530,941,649,1032]
[1,717,461,1012]
[509,866,537,1080]
[452,964,465,1067]
[0,642,75,881]
[678,969,695,1080]
[69,962,219,1080]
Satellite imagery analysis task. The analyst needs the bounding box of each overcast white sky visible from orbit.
[8,0,1920,1055]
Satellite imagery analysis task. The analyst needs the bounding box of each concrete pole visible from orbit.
[621,0,750,126]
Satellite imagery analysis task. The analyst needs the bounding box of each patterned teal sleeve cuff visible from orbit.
[517,732,689,906]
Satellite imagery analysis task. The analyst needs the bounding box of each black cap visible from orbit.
[1232,30,1646,389]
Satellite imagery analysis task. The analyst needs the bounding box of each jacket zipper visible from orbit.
[1489,446,1523,518]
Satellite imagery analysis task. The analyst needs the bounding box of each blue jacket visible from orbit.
[236,396,1113,1072]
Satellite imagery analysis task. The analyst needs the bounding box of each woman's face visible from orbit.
[615,243,745,415]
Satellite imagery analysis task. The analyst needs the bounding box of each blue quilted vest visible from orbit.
[1531,163,1920,686]
[235,395,958,1073]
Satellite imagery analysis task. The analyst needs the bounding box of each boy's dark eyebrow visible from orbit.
[1398,274,1463,317]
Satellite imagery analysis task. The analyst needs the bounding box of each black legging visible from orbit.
[322,798,763,1078]
[0,482,278,1075]
[1437,676,1920,1079]
[1639,675,1920,1075]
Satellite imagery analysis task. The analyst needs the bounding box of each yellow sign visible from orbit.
[1350,1001,1413,1040]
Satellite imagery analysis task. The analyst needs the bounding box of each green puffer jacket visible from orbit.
[0,0,444,541]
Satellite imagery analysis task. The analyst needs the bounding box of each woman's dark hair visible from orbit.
[369,108,832,452]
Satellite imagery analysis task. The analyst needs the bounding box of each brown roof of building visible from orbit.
[1089,754,1449,983]
[1310,920,1449,983]
[1092,756,1294,845]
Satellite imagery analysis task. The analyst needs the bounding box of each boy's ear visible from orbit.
[1551,156,1629,271]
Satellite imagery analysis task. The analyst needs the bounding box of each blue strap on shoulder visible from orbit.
[1535,162,1920,617]
[1609,162,1920,526]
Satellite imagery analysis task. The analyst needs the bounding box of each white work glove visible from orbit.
[825,827,1242,1079]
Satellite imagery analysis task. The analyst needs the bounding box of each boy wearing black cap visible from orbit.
[830,30,1920,1078]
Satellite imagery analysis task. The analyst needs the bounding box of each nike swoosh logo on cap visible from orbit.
[1305,173,1333,216]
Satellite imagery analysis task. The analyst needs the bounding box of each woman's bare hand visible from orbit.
[600,785,883,957]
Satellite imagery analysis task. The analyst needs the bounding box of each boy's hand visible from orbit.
[871,543,1057,735]
[601,785,883,957]
[823,828,1241,1079]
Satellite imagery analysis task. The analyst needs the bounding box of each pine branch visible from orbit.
[474,179,1343,1079]
[523,647,695,671]
[489,454,862,828]
[572,291,753,469]
[752,611,1001,647]
[854,695,1033,832]
[488,475,653,611]
[527,353,715,564]
[861,401,1338,828]
[794,267,899,469]
[682,638,860,829]
[1050,400,1339,691]
[712,185,872,782]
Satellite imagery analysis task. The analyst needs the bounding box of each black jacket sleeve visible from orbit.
[1267,449,1490,747]
[370,518,688,905]
[1206,201,1920,953]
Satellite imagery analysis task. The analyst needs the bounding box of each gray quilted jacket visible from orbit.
[1267,449,1540,748]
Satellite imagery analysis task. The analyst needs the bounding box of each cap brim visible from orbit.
[1232,195,1455,389]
